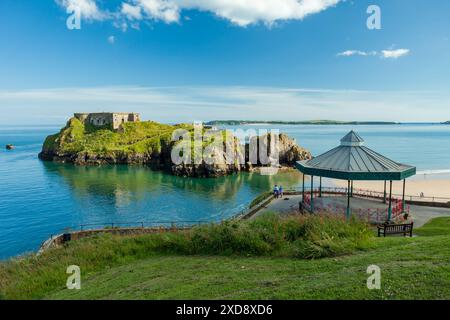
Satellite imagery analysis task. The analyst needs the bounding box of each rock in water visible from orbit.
[246,133,312,166]
[171,133,244,177]
[277,133,312,165]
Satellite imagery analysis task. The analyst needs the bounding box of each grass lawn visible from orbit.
[1,217,449,300]
[414,217,450,236]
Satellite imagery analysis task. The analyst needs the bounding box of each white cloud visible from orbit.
[1,86,449,124]
[57,0,342,26]
[134,0,180,24]
[338,48,410,59]
[381,49,410,59]
[121,2,143,20]
[337,50,376,57]
[107,35,115,44]
[163,0,342,26]
[57,0,106,20]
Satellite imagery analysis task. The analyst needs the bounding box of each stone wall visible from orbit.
[112,113,141,130]
[74,113,89,123]
[88,113,113,127]
[74,112,141,130]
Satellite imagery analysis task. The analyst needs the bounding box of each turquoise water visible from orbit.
[1,124,450,259]
[222,124,450,173]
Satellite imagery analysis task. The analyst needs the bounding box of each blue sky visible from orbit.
[0,0,450,124]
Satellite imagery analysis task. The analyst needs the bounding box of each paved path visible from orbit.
[254,194,450,227]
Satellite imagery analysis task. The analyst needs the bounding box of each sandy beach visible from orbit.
[333,174,450,202]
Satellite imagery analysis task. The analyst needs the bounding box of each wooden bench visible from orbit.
[377,222,414,237]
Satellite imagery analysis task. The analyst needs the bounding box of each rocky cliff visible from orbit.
[39,118,312,177]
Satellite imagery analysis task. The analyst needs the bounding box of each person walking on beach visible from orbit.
[273,185,279,198]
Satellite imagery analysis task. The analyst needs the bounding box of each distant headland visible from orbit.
[205,120,399,126]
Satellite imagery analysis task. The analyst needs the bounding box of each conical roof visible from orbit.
[340,130,364,146]
[296,131,416,181]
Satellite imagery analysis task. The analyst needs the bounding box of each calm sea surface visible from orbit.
[1,124,450,259]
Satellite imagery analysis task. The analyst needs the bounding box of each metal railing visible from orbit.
[305,198,408,223]
[68,203,277,233]
[285,186,450,204]
[41,185,450,250]
[75,220,215,232]
[75,187,448,232]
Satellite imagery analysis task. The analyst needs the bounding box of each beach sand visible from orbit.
[333,174,450,202]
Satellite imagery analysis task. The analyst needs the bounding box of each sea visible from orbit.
[1,123,450,259]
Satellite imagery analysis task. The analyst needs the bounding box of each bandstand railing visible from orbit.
[287,186,450,204]
[293,187,412,224]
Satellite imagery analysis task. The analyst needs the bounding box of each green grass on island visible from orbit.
[42,118,244,163]
[43,118,195,156]
[1,215,449,300]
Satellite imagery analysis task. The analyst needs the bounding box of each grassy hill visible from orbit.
[1,215,449,300]
[41,118,193,157]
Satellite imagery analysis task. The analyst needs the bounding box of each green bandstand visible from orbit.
[296,131,416,221]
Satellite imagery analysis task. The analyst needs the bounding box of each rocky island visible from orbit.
[39,113,312,177]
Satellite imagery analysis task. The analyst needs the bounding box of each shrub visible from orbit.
[144,213,373,258]
[188,221,272,255]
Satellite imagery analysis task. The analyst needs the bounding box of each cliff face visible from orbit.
[171,134,245,177]
[39,118,312,177]
[246,133,312,167]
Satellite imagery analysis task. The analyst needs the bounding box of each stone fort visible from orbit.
[74,112,141,130]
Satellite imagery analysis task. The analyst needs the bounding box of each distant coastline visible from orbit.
[206,120,450,126]
[1,121,448,127]
[206,120,399,126]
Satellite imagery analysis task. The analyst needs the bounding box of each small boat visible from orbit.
[6,144,15,150]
